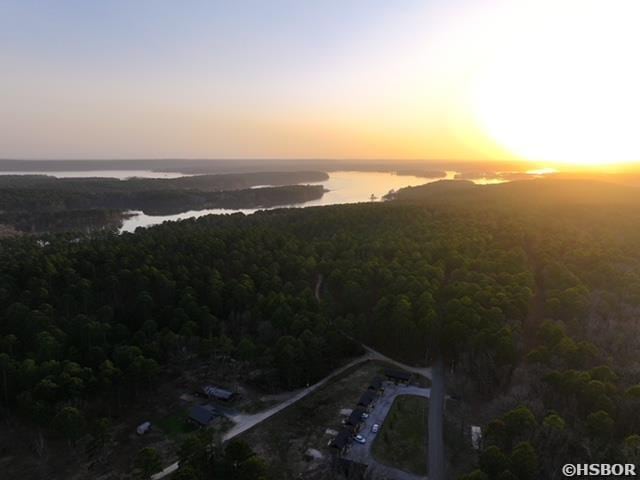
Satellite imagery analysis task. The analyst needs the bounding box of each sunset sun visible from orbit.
[6,2,640,479]
[470,1,640,167]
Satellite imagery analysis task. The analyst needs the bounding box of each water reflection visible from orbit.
[119,171,454,232]
[0,168,506,233]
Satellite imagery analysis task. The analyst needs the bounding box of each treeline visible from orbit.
[0,173,327,215]
[0,171,328,193]
[133,432,270,480]
[0,171,329,233]
[392,178,640,479]
[0,209,124,234]
[0,203,531,446]
[3,178,640,479]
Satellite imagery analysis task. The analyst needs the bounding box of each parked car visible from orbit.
[371,423,380,433]
[361,412,369,420]
[354,434,367,444]
[136,421,151,435]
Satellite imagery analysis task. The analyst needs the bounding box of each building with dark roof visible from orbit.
[368,376,384,392]
[345,407,366,430]
[203,385,235,401]
[385,369,412,383]
[188,404,220,427]
[358,390,377,409]
[330,429,352,454]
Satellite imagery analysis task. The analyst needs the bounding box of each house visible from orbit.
[330,429,352,454]
[385,369,412,384]
[345,407,366,431]
[368,376,384,393]
[202,385,235,401]
[358,390,377,410]
[188,404,220,427]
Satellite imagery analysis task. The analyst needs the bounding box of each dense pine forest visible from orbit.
[2,179,640,478]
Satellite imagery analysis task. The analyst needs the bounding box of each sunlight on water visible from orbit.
[118,171,451,232]
[0,169,504,233]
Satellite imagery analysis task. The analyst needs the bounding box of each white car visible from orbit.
[361,412,369,420]
[371,423,380,433]
[354,434,367,444]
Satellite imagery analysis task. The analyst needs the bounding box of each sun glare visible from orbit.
[470,1,640,167]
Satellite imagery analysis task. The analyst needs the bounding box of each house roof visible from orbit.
[331,430,352,449]
[358,390,376,406]
[368,376,383,390]
[189,405,219,426]
[385,369,412,382]
[346,407,365,426]
[203,385,234,400]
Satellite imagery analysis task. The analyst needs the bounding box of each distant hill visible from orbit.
[390,178,640,209]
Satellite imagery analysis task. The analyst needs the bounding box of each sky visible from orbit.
[1,0,639,164]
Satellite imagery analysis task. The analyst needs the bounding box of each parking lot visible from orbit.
[344,382,430,480]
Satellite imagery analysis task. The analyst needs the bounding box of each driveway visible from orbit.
[152,352,377,480]
[344,382,430,480]
[152,342,434,480]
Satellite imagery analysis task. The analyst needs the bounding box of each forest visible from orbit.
[0,171,328,233]
[1,178,640,478]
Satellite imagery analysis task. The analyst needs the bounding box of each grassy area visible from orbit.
[242,398,280,414]
[372,395,428,476]
[156,408,197,438]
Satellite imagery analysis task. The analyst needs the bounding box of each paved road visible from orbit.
[346,383,430,480]
[222,354,375,441]
[428,358,445,480]
[152,352,377,480]
[151,271,442,480]
[151,345,433,480]
[151,338,433,479]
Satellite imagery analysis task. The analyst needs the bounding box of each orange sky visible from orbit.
[1,1,639,166]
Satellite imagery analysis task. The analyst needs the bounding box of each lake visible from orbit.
[118,170,456,232]
[0,169,479,232]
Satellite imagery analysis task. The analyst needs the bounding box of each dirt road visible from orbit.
[152,352,375,479]
[151,342,433,479]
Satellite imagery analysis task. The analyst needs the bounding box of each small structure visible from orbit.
[136,421,151,435]
[345,407,366,431]
[385,369,412,384]
[358,390,377,410]
[188,404,220,427]
[304,448,324,461]
[471,425,482,450]
[202,385,235,401]
[330,429,352,454]
[368,376,385,393]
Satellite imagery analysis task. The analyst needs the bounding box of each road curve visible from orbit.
[151,342,432,479]
[152,353,375,480]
